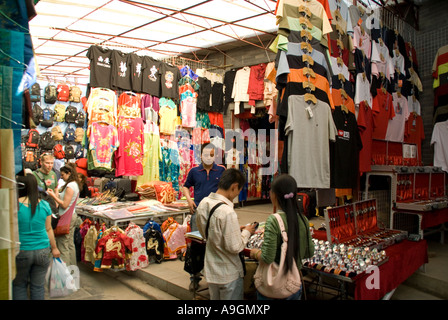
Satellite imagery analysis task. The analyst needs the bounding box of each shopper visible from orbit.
[196,168,257,300]
[78,172,91,198]
[250,174,314,300]
[46,165,80,266]
[182,143,226,290]
[13,174,60,300]
[32,152,58,192]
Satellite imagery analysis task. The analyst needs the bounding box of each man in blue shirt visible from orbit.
[182,143,225,291]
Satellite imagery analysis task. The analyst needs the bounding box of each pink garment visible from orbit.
[181,96,197,127]
[385,93,410,142]
[353,25,371,59]
[163,223,187,256]
[88,122,119,169]
[115,116,144,176]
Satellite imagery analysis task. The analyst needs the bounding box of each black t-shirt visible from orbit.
[159,62,181,100]
[211,82,224,113]
[129,53,143,93]
[87,46,113,89]
[111,50,132,91]
[197,77,212,111]
[141,56,161,97]
[224,70,237,114]
[330,107,363,189]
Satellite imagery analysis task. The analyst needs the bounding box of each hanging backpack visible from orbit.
[64,125,76,143]
[74,143,84,159]
[39,131,56,151]
[65,105,78,124]
[74,111,86,127]
[69,86,82,103]
[25,129,40,148]
[65,144,75,159]
[53,144,65,159]
[44,84,57,104]
[30,83,41,102]
[51,125,63,141]
[23,148,39,171]
[54,104,66,122]
[40,107,54,128]
[31,103,43,126]
[57,84,70,102]
[75,127,84,143]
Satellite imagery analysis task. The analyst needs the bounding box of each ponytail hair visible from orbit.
[271,174,301,272]
[17,174,39,216]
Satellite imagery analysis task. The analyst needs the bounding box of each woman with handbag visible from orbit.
[13,174,60,300]
[250,174,314,300]
[46,165,80,266]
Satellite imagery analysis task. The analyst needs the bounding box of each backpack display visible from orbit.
[39,131,56,151]
[25,129,40,148]
[74,143,84,159]
[51,125,63,141]
[74,111,86,127]
[69,86,82,103]
[23,149,39,170]
[65,105,78,124]
[40,107,54,128]
[64,125,76,143]
[44,85,57,104]
[53,144,65,159]
[30,83,41,102]
[57,84,70,102]
[65,144,75,159]
[54,104,66,122]
[75,127,84,143]
[31,103,43,126]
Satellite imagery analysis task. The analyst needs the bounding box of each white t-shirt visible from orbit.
[385,93,410,142]
[431,121,448,173]
[58,181,79,217]
[407,96,421,115]
[354,72,372,106]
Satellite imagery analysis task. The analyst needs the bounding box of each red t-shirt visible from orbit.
[357,101,373,174]
[372,89,395,140]
[404,112,425,163]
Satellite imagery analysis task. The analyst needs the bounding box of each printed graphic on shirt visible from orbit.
[337,129,350,141]
[149,65,158,82]
[119,61,128,78]
[135,63,142,78]
[97,56,111,68]
[165,71,174,89]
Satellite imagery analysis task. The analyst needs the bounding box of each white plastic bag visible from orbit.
[48,258,79,298]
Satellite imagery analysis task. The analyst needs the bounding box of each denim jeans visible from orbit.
[256,284,303,300]
[209,277,244,300]
[13,247,51,300]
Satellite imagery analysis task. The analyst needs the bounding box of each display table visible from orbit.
[75,200,190,227]
[303,239,428,300]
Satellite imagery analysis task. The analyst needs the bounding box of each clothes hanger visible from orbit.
[302,81,315,92]
[299,17,313,30]
[300,29,312,42]
[302,54,314,66]
[304,93,317,104]
[340,89,348,100]
[303,67,316,78]
[301,42,313,53]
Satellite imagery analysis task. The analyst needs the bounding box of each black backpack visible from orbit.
[31,103,43,126]
[25,129,40,148]
[64,125,76,143]
[65,144,75,159]
[40,107,54,128]
[65,105,78,124]
[44,85,57,104]
[74,110,86,127]
[30,83,41,102]
[39,131,56,151]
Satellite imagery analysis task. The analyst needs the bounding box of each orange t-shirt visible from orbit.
[372,89,395,140]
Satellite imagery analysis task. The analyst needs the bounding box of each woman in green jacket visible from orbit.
[250,174,314,300]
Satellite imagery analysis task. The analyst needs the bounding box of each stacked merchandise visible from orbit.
[24,81,86,171]
[267,1,424,199]
[431,45,448,173]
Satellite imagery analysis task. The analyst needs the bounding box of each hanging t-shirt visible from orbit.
[330,106,363,189]
[129,53,143,93]
[160,63,181,99]
[117,92,141,118]
[115,116,144,176]
[180,90,197,128]
[285,95,337,189]
[357,101,374,174]
[224,69,237,114]
[407,95,421,115]
[88,122,119,169]
[431,120,448,172]
[352,25,372,59]
[354,72,371,105]
[404,112,425,163]
[159,98,178,135]
[372,89,395,140]
[141,56,162,97]
[197,77,212,111]
[385,92,410,142]
[87,46,113,89]
[137,132,162,187]
[111,50,132,91]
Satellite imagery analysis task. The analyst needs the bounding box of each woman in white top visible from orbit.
[47,165,80,266]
